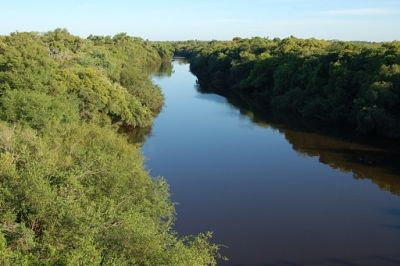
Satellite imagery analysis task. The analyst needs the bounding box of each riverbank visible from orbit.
[176,37,400,139]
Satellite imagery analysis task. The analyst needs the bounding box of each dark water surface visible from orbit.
[142,60,400,265]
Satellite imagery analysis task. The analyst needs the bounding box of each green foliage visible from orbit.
[178,37,400,138]
[0,90,80,130]
[0,30,218,265]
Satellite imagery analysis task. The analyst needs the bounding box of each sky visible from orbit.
[0,0,399,41]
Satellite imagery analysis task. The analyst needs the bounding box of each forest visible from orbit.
[0,29,219,265]
[175,37,400,139]
[1,28,399,265]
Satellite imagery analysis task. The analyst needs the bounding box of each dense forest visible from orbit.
[2,29,399,265]
[175,38,400,139]
[0,29,219,265]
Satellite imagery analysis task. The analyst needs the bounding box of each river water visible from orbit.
[141,60,400,265]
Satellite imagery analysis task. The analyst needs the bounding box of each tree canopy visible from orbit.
[0,29,219,265]
[176,37,400,139]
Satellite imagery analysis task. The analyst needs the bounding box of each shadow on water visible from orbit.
[119,61,174,144]
[123,58,192,144]
[196,87,400,196]
[119,125,153,145]
[151,61,174,78]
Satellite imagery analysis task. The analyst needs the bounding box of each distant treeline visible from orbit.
[175,37,400,138]
[0,29,219,265]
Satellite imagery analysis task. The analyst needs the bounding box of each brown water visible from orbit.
[141,60,400,265]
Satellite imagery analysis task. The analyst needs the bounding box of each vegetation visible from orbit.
[176,37,400,139]
[0,29,219,265]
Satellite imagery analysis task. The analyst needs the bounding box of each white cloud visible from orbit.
[322,8,395,15]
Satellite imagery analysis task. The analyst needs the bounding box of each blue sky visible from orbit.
[1,0,399,41]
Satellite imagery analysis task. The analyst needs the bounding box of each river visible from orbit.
[141,59,400,265]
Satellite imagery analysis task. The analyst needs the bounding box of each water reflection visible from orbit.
[143,59,400,196]
[120,125,153,144]
[120,61,174,144]
[202,90,400,196]
[152,61,174,78]
[280,129,400,195]
[141,61,400,265]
